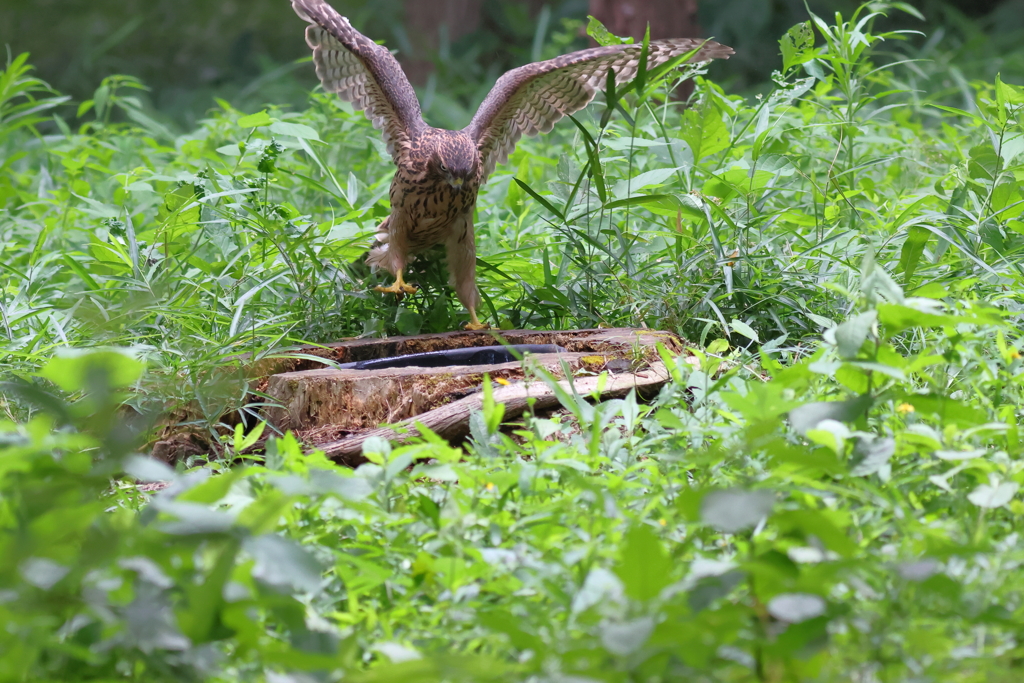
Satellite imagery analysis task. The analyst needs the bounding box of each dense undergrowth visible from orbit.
[2,3,1024,681]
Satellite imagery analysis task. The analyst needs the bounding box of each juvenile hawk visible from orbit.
[292,0,733,330]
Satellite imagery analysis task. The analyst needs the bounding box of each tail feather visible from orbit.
[366,243,389,270]
[365,215,394,272]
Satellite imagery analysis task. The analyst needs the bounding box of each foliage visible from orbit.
[701,0,1024,94]
[0,0,591,128]
[2,2,1024,681]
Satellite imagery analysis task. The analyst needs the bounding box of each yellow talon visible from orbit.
[375,272,417,296]
[464,307,490,331]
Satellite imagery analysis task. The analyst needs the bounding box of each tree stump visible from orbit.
[259,327,684,464]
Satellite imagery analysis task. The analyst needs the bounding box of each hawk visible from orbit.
[291,0,733,330]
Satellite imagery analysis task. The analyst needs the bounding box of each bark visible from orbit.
[589,0,703,99]
[315,359,671,465]
[148,327,685,464]
[402,0,483,84]
[250,327,685,465]
[588,0,702,42]
[259,327,681,432]
[399,0,555,85]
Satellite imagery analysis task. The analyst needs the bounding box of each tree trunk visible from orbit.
[402,0,483,85]
[588,0,703,43]
[589,0,703,98]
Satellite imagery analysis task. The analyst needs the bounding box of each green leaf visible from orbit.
[269,120,320,140]
[681,99,729,160]
[567,115,606,203]
[514,178,565,221]
[896,394,988,428]
[601,617,655,656]
[849,435,895,476]
[767,593,826,623]
[178,467,252,505]
[158,182,203,238]
[481,374,506,435]
[773,510,857,557]
[39,348,145,391]
[992,181,1024,219]
[968,481,1019,509]
[877,302,1002,334]
[995,72,1024,105]
[71,192,120,218]
[968,143,1000,181]
[238,110,274,128]
[235,421,266,452]
[601,64,618,128]
[236,488,294,535]
[478,610,544,653]
[245,534,325,593]
[586,15,629,47]
[834,311,876,359]
[861,260,904,305]
[334,555,393,603]
[603,193,674,211]
[395,308,423,336]
[346,654,515,683]
[62,254,100,291]
[635,24,650,95]
[610,167,681,199]
[614,524,673,601]
[780,21,816,73]
[788,395,873,436]
[897,225,930,282]
[721,381,803,423]
[730,319,759,343]
[177,539,240,643]
[700,488,775,533]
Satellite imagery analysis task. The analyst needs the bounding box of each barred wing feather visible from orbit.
[291,0,425,161]
[466,39,734,181]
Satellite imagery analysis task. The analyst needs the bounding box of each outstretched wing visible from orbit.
[292,0,424,161]
[466,39,733,181]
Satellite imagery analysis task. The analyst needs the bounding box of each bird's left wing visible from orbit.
[292,0,425,161]
[466,39,733,181]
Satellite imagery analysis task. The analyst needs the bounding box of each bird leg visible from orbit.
[445,220,490,331]
[465,307,490,331]
[375,271,417,297]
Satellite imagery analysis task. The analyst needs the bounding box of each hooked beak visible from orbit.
[449,177,464,191]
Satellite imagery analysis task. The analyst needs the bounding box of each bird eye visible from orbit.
[439,163,448,173]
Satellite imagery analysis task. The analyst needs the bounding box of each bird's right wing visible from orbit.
[292,0,424,161]
[466,39,733,181]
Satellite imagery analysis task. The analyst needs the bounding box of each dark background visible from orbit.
[3,0,1023,127]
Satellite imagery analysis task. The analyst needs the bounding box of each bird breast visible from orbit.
[390,170,479,251]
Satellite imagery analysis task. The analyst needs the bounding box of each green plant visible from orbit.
[2,4,1024,680]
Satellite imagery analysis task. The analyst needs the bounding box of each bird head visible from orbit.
[430,132,477,191]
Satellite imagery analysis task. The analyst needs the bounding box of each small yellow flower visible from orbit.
[659,518,667,526]
[897,403,915,414]
[486,482,496,491]
[495,377,511,386]
[1010,349,1021,360]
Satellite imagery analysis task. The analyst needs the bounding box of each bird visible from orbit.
[291,0,733,330]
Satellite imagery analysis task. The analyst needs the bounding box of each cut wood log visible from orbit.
[263,352,583,432]
[315,360,671,465]
[247,327,681,377]
[260,328,682,434]
[149,327,687,464]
